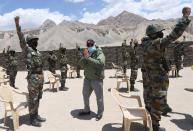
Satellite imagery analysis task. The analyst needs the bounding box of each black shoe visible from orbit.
[78,111,91,116]
[96,114,103,121]
[59,87,69,91]
[30,119,41,127]
[36,115,46,122]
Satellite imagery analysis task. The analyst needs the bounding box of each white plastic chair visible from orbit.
[67,64,76,78]
[0,85,28,131]
[0,69,10,86]
[47,71,60,92]
[111,88,153,131]
[116,73,129,92]
[112,63,124,77]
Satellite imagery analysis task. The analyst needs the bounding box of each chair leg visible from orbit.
[122,117,125,128]
[4,111,7,126]
[124,119,131,131]
[117,81,121,90]
[56,81,59,92]
[12,111,19,130]
[52,83,55,92]
[148,115,153,131]
[143,120,148,128]
[49,83,51,90]
[126,81,129,92]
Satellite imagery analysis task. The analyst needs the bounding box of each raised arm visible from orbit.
[161,7,191,48]
[14,16,27,50]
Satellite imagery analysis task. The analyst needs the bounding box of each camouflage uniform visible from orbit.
[16,24,44,126]
[140,37,150,107]
[129,40,139,91]
[142,16,190,130]
[173,42,185,77]
[76,46,82,78]
[121,40,129,74]
[7,50,18,88]
[59,47,68,90]
[47,51,57,74]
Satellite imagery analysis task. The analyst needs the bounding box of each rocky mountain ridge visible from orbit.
[0,11,193,52]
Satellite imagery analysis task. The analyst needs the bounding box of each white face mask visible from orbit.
[88,46,96,55]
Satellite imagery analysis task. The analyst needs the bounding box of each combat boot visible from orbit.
[59,84,69,91]
[30,114,41,127]
[162,106,172,116]
[35,112,46,122]
[153,125,165,131]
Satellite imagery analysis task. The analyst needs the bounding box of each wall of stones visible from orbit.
[0,44,193,71]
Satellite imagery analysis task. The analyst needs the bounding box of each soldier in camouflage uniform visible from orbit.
[129,39,139,91]
[47,50,57,74]
[76,45,82,78]
[173,41,185,77]
[59,45,68,91]
[15,16,46,127]
[121,40,129,74]
[6,47,18,89]
[141,7,191,131]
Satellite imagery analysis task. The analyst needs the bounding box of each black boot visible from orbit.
[162,106,172,116]
[35,112,46,122]
[153,125,165,131]
[30,114,41,127]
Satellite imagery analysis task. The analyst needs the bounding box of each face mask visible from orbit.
[28,40,38,50]
[157,32,164,38]
[88,46,96,55]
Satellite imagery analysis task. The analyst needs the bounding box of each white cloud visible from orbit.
[80,0,193,24]
[64,0,85,3]
[0,8,72,30]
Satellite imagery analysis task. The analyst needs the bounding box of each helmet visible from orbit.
[26,34,39,43]
[146,24,165,36]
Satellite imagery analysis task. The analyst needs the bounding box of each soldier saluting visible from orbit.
[141,7,191,131]
[14,16,46,127]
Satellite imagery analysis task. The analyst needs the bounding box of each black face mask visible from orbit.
[157,31,164,38]
[10,52,15,56]
[28,40,38,50]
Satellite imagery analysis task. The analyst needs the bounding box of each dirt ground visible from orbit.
[0,68,193,131]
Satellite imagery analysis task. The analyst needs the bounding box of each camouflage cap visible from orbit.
[26,34,39,43]
[146,24,165,36]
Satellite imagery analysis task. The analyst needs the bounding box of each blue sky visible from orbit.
[0,0,192,30]
[0,0,106,19]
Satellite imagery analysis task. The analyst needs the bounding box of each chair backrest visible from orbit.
[47,71,56,83]
[0,85,13,102]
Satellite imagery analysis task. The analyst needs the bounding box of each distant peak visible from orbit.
[41,19,56,29]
